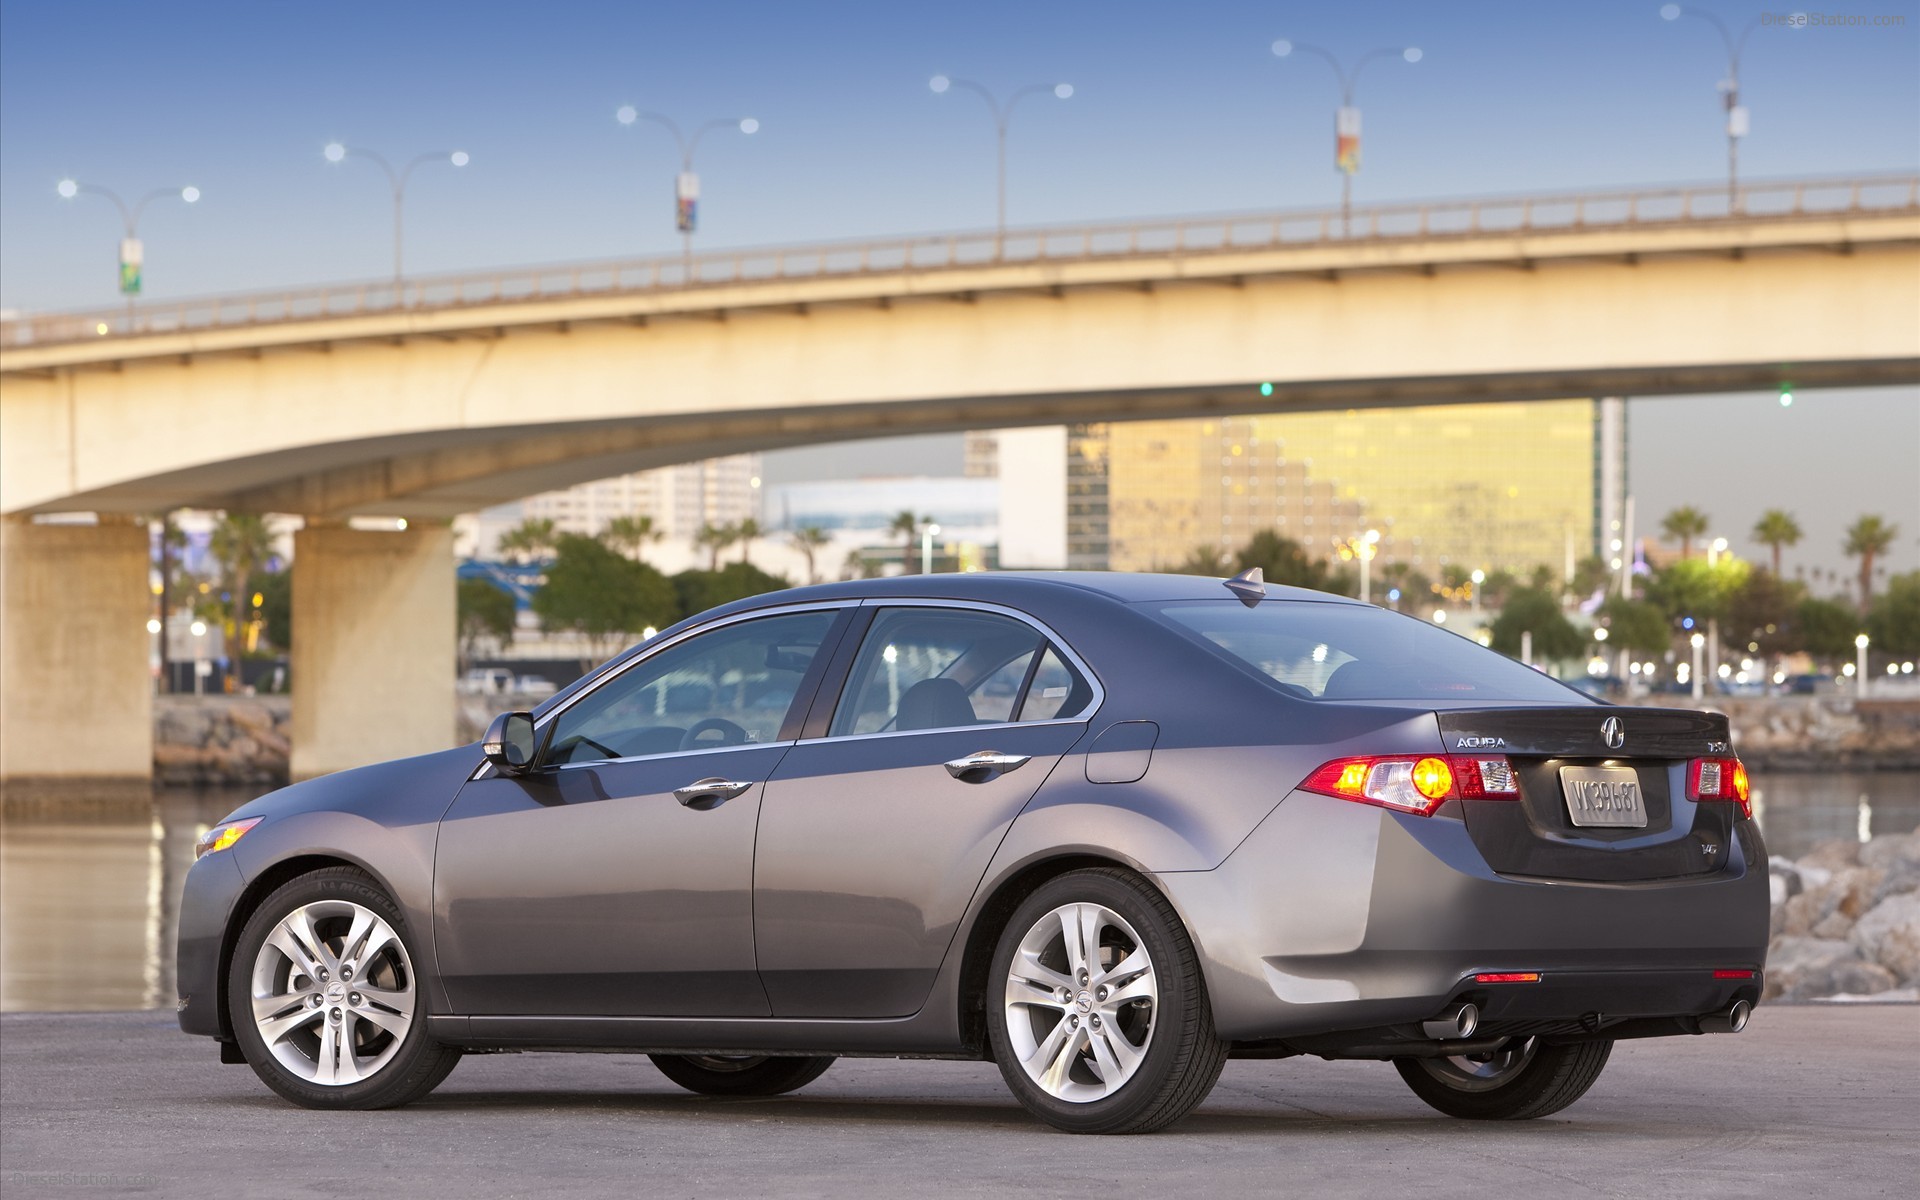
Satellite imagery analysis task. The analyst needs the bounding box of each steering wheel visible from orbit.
[680,717,748,751]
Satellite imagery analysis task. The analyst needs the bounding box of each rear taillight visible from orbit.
[1301,754,1519,816]
[1688,756,1752,818]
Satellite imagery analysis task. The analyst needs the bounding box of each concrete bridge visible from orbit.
[3,174,1917,784]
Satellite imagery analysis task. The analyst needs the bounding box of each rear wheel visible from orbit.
[228,866,460,1109]
[648,1054,835,1096]
[1394,1038,1612,1120]
[987,868,1227,1134]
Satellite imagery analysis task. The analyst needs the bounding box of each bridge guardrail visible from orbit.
[5,174,1916,351]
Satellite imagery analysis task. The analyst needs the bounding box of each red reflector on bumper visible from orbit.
[1474,972,1542,984]
[1712,969,1757,979]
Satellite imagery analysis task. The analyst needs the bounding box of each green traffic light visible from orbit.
[1259,382,1274,397]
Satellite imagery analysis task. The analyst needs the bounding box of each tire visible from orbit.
[648,1054,835,1097]
[1394,1038,1613,1120]
[986,868,1227,1134]
[227,866,461,1109]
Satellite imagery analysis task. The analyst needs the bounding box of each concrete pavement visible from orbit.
[2,1006,1916,1198]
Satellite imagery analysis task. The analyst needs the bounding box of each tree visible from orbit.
[1169,543,1234,577]
[1234,530,1338,592]
[1725,568,1804,659]
[1595,595,1670,656]
[1488,588,1584,663]
[889,511,923,574]
[210,512,274,658]
[601,514,662,563]
[497,517,558,564]
[1570,555,1613,600]
[735,517,762,566]
[790,525,831,584]
[533,534,678,669]
[1647,556,1749,627]
[694,523,738,572]
[1844,514,1898,612]
[672,562,791,617]
[457,577,517,673]
[1867,571,1920,658]
[1751,509,1802,577]
[256,566,292,654]
[1660,506,1710,559]
[1796,596,1862,660]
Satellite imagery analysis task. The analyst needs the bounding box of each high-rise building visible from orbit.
[986,399,1623,576]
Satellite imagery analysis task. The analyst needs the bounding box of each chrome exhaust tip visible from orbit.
[1421,1002,1479,1041]
[1699,999,1751,1034]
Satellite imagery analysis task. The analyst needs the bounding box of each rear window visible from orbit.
[1150,600,1591,704]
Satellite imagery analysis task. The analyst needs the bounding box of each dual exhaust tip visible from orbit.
[1419,998,1751,1041]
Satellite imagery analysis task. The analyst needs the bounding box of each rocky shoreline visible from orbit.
[153,696,291,786]
[1767,829,1920,1002]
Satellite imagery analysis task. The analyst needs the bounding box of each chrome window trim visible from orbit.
[547,738,795,773]
[801,597,1106,744]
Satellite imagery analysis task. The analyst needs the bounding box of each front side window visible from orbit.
[545,611,837,765]
[829,607,1093,736]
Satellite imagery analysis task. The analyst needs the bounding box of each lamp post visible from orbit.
[1690,631,1707,700]
[921,523,942,575]
[616,107,758,271]
[190,619,210,696]
[1470,568,1486,616]
[1856,632,1871,698]
[323,143,469,291]
[1660,4,1764,210]
[928,75,1073,258]
[55,179,201,317]
[1270,39,1421,236]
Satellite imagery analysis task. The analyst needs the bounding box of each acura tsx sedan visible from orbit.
[178,571,1768,1133]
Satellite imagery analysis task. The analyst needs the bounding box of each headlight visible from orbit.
[194,817,261,859]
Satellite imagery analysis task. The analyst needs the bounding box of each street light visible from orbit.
[1271,39,1421,235]
[616,107,758,269]
[1690,631,1707,700]
[55,179,201,312]
[928,75,1073,257]
[1856,632,1871,697]
[921,523,942,575]
[1470,568,1486,616]
[322,143,470,289]
[1660,4,1765,210]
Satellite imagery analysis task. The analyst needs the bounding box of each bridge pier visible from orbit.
[1,516,152,784]
[290,522,456,782]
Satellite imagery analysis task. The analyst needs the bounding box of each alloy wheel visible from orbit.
[1002,902,1158,1103]
[248,899,416,1086]
[1414,1038,1540,1093]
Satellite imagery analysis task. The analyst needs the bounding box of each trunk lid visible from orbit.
[1436,706,1743,883]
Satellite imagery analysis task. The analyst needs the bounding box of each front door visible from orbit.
[435,608,846,1017]
[754,604,1099,1017]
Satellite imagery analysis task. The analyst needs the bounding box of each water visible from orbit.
[3,772,1917,1013]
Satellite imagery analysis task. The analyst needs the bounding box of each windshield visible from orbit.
[1149,600,1593,705]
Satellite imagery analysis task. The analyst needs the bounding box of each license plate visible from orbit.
[1560,766,1647,828]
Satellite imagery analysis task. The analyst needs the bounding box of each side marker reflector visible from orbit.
[1474,972,1542,984]
[1712,969,1757,980]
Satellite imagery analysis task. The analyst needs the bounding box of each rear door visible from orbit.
[752,602,1100,1018]
[1437,706,1742,881]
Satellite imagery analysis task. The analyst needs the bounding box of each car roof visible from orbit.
[717,571,1363,610]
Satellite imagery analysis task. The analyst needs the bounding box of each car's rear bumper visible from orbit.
[1159,791,1771,1043]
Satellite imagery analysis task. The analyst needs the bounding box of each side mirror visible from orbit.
[482,711,538,775]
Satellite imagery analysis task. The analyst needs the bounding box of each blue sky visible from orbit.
[2,0,1916,578]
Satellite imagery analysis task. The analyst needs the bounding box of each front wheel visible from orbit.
[648,1054,835,1096]
[987,868,1227,1134]
[1394,1038,1613,1120]
[227,866,461,1109]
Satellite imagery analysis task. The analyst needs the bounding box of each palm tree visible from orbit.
[209,512,274,658]
[790,525,830,584]
[735,517,762,566]
[1660,506,1710,559]
[1844,515,1898,611]
[497,517,558,564]
[601,514,662,563]
[1751,509,1802,577]
[695,523,737,572]
[889,510,922,574]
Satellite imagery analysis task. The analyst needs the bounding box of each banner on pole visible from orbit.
[676,172,699,234]
[1335,107,1362,175]
[119,237,144,296]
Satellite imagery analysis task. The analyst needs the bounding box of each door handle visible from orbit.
[673,778,755,809]
[943,751,1031,784]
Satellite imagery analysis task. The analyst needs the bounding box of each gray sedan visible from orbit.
[178,571,1768,1133]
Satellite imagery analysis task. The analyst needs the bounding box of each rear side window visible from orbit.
[1151,601,1590,704]
[830,607,1093,736]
